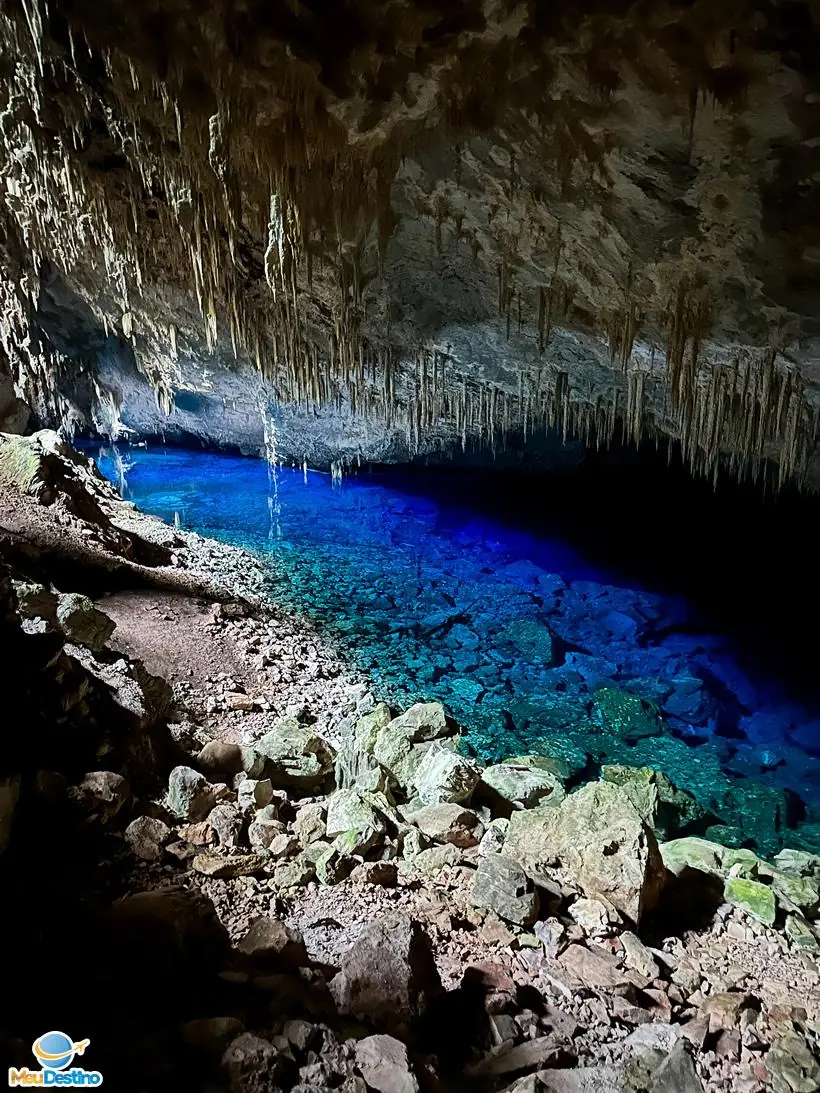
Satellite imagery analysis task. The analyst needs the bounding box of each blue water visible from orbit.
[89,443,820,854]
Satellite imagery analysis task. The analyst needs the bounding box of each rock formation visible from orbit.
[1,1,819,481]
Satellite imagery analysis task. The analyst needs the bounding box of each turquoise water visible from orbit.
[89,443,820,854]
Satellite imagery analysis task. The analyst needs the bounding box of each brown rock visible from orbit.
[558,944,629,990]
[178,821,217,846]
[236,916,308,968]
[192,852,267,877]
[329,913,442,1025]
[198,740,246,777]
[468,1036,573,1077]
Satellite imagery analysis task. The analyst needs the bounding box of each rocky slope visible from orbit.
[2,432,820,1092]
[1,2,820,482]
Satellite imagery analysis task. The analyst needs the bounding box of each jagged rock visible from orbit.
[559,944,629,989]
[125,815,171,860]
[592,688,663,741]
[316,845,356,885]
[412,743,481,805]
[480,759,565,811]
[766,1032,820,1093]
[354,1035,419,1093]
[472,853,540,926]
[506,619,555,664]
[107,886,230,980]
[294,801,328,846]
[168,765,216,821]
[785,914,820,951]
[208,802,245,847]
[178,820,217,846]
[269,858,316,890]
[329,913,442,1024]
[774,849,820,877]
[407,803,483,847]
[192,852,267,877]
[620,932,660,980]
[724,877,777,925]
[325,788,387,854]
[67,770,130,819]
[12,579,57,622]
[763,866,820,911]
[254,717,334,791]
[222,1033,285,1093]
[568,897,611,935]
[404,842,462,877]
[468,1036,571,1076]
[504,782,665,924]
[237,778,274,811]
[354,702,394,753]
[236,916,308,967]
[56,593,115,652]
[248,819,286,850]
[659,837,726,877]
[601,765,705,840]
[384,702,451,743]
[479,818,510,856]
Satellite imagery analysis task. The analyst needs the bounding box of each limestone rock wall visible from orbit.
[1,1,819,482]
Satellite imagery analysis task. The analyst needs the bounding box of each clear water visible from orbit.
[88,442,820,855]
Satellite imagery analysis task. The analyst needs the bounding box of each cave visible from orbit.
[2,1,820,1091]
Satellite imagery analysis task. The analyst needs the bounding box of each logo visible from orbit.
[8,1032,103,1087]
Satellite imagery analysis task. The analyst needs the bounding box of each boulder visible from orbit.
[480,759,565,810]
[293,800,327,846]
[56,593,115,652]
[192,852,267,877]
[354,1035,419,1093]
[506,619,555,664]
[208,803,245,848]
[724,877,777,925]
[197,741,247,778]
[325,788,387,854]
[237,778,274,811]
[236,916,308,967]
[384,702,451,743]
[316,845,356,885]
[67,770,130,819]
[253,716,334,791]
[329,913,442,1025]
[471,853,540,925]
[412,743,481,805]
[601,765,705,840]
[504,782,666,924]
[353,702,394,753]
[125,815,171,860]
[659,837,726,877]
[408,803,483,847]
[168,765,216,821]
[592,688,662,741]
[222,1033,285,1093]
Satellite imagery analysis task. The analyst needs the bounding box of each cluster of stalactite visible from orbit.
[0,0,817,487]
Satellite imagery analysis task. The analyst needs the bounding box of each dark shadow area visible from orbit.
[369,433,820,705]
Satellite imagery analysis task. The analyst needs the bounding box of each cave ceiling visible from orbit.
[2,0,820,484]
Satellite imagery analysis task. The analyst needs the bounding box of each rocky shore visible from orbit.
[1,431,819,1093]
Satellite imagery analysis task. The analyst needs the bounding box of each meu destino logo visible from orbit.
[8,1032,103,1087]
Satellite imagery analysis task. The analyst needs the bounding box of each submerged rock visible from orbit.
[592,687,663,741]
[504,782,665,924]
